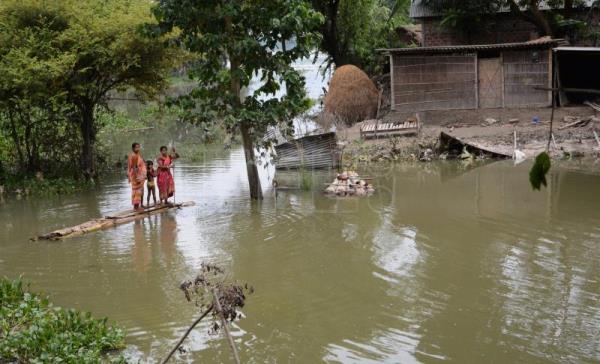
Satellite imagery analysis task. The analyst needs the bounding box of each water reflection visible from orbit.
[1,157,600,363]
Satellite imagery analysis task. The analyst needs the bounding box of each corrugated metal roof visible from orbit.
[554,46,600,52]
[379,38,563,54]
[410,0,595,18]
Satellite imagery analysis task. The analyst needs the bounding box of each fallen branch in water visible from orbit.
[161,305,214,364]
[162,263,252,363]
[213,289,241,364]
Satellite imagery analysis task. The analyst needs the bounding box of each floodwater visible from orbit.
[1,151,600,363]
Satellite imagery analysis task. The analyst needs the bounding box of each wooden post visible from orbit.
[513,130,517,159]
[389,54,395,111]
[474,53,479,109]
[547,59,557,152]
[593,130,600,148]
[551,133,558,150]
[161,305,214,364]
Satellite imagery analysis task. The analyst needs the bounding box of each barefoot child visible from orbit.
[146,160,157,206]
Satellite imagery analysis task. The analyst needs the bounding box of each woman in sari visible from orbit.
[128,142,147,210]
[156,145,179,205]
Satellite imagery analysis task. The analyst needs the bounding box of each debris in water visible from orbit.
[179,262,252,330]
[324,171,374,197]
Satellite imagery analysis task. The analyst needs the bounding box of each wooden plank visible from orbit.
[478,57,503,109]
[440,132,511,159]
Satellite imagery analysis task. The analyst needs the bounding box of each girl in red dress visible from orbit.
[156,145,179,204]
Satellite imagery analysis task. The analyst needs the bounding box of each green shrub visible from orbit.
[0,278,125,363]
[1,177,92,197]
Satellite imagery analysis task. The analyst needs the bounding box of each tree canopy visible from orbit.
[153,0,323,199]
[0,0,181,179]
[423,0,597,39]
[311,0,411,75]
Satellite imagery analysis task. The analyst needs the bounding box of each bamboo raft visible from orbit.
[34,201,195,241]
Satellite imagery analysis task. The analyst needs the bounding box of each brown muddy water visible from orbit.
[1,149,600,363]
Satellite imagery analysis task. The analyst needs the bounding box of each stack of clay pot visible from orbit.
[324,171,375,197]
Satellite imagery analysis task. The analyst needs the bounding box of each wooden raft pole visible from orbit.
[34,201,195,241]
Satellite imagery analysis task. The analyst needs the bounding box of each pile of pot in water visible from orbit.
[324,171,375,197]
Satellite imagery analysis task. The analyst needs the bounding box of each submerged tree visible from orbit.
[153,0,323,200]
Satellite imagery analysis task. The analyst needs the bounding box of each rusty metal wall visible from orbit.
[274,132,339,170]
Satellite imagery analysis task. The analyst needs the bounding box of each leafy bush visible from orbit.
[0,278,125,363]
[1,176,93,196]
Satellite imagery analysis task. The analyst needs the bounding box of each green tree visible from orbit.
[0,2,78,175]
[423,0,593,38]
[310,0,410,74]
[0,0,181,179]
[153,0,323,200]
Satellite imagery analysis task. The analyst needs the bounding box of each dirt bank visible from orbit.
[335,106,600,166]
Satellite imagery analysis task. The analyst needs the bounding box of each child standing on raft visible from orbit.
[146,160,157,207]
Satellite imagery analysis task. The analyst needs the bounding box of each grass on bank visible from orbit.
[0,278,125,363]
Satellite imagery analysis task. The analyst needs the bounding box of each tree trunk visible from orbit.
[316,0,347,67]
[79,103,96,179]
[529,0,553,36]
[507,0,554,37]
[7,110,25,170]
[240,122,263,200]
[226,19,263,200]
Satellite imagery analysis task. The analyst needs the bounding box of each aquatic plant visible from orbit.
[300,168,314,191]
[529,152,552,190]
[0,278,125,363]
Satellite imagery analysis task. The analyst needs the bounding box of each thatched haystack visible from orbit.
[324,65,380,125]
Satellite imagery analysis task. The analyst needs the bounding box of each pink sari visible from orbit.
[157,155,175,200]
[128,152,147,206]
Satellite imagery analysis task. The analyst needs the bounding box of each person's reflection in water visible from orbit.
[159,213,178,264]
[132,220,152,276]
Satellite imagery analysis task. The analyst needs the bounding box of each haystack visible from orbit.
[324,65,380,125]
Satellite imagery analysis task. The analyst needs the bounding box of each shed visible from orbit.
[274,132,340,170]
[381,38,562,112]
[554,47,600,105]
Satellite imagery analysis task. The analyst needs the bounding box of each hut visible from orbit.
[381,38,562,112]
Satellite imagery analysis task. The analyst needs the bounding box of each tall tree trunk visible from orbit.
[507,0,554,36]
[79,103,96,180]
[227,36,263,200]
[240,122,263,200]
[315,0,347,67]
[529,0,553,36]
